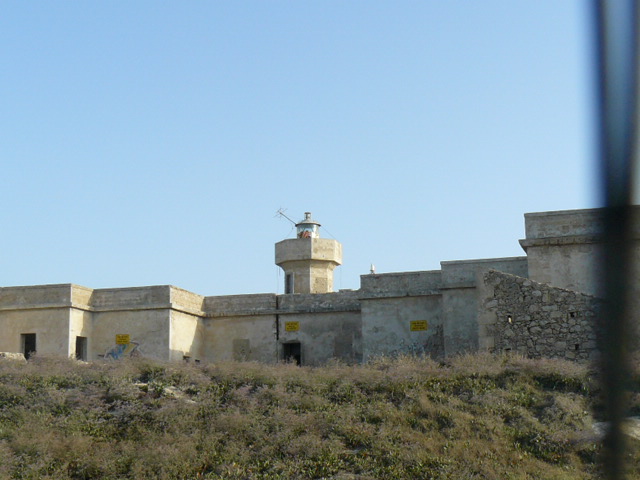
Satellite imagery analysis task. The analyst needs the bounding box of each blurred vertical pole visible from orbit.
[594,1,639,478]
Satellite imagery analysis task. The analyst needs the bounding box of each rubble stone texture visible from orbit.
[482,270,601,362]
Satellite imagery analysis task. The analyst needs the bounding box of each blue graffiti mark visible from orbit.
[105,341,142,360]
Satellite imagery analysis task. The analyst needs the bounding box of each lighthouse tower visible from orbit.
[275,212,342,294]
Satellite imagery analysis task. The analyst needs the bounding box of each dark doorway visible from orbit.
[283,342,301,365]
[76,336,87,361]
[21,333,36,360]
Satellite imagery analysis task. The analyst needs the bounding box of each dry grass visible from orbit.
[0,353,637,479]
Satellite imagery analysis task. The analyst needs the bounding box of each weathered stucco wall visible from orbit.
[277,291,361,365]
[520,209,605,296]
[478,270,600,361]
[0,284,72,307]
[275,238,342,293]
[92,310,171,360]
[441,257,528,357]
[170,311,204,362]
[361,296,441,360]
[170,286,205,314]
[91,285,172,310]
[69,308,92,359]
[278,311,362,365]
[204,314,277,363]
[359,271,443,361]
[0,308,70,356]
[202,293,277,363]
[90,286,174,360]
[205,293,276,316]
[0,284,74,356]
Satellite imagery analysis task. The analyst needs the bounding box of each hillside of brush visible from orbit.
[0,353,638,479]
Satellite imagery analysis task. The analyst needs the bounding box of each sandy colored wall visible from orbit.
[170,310,204,362]
[92,309,171,360]
[361,295,442,361]
[0,308,70,356]
[0,284,75,356]
[203,314,278,363]
[520,209,605,296]
[277,311,362,365]
[69,308,93,359]
[441,257,528,357]
[359,270,443,361]
[0,284,72,307]
[170,286,205,314]
[524,242,602,296]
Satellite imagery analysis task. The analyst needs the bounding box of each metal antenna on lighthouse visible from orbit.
[275,208,297,226]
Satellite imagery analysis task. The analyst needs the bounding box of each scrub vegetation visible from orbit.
[0,353,637,479]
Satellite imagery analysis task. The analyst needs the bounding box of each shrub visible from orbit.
[0,353,634,479]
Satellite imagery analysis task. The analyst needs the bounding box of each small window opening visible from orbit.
[504,347,512,353]
[75,336,87,361]
[569,311,577,318]
[285,273,294,294]
[21,333,36,360]
[575,344,580,351]
[283,342,301,365]
[507,315,513,324]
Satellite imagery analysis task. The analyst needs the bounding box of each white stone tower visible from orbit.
[275,212,342,294]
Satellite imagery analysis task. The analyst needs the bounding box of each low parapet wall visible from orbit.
[360,271,441,298]
[278,290,360,313]
[91,286,173,311]
[523,208,606,240]
[441,257,528,289]
[0,284,74,311]
[204,294,277,317]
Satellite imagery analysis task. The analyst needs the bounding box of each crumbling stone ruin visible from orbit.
[480,270,601,361]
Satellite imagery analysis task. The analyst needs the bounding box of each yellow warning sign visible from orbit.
[116,334,130,345]
[410,321,428,331]
[285,321,300,332]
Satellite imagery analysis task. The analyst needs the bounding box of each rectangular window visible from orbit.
[21,333,36,360]
[285,273,294,294]
[75,336,87,361]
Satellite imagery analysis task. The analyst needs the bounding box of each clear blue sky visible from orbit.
[1,1,598,295]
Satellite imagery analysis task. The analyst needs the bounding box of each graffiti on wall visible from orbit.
[105,341,142,360]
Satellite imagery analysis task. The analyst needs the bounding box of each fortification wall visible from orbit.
[360,270,441,297]
[479,270,600,361]
[91,286,172,311]
[521,209,608,296]
[0,284,73,310]
[204,293,277,317]
[203,314,278,363]
[278,310,362,365]
[0,308,70,356]
[169,287,204,315]
[170,310,205,362]
[278,290,360,313]
[441,257,528,357]
[361,295,442,361]
[92,309,171,360]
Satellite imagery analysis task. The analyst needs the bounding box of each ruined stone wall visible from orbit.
[441,257,528,357]
[479,270,601,361]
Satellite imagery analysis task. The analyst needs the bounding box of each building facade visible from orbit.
[0,209,620,364]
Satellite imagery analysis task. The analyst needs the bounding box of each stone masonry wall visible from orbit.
[480,270,601,362]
